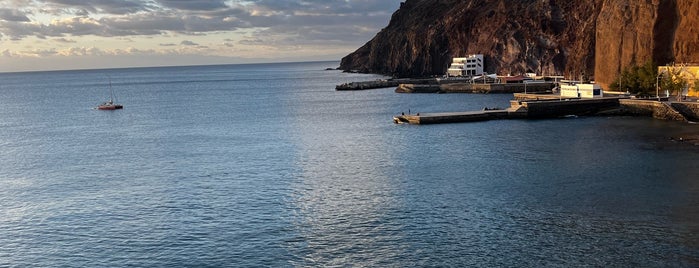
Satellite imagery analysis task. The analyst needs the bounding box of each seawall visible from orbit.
[336,78,444,90]
[396,82,555,94]
[618,99,694,122]
[671,102,699,121]
[394,96,699,125]
[336,80,400,90]
[523,98,622,118]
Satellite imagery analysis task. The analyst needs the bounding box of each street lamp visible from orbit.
[656,73,662,101]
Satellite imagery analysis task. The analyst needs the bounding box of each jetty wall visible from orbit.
[337,78,445,91]
[394,97,699,125]
[671,102,699,121]
[395,84,441,93]
[513,93,566,101]
[396,82,555,94]
[522,98,621,118]
[618,99,688,122]
[336,80,399,90]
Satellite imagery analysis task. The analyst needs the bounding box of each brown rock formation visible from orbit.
[595,0,699,88]
[340,0,699,88]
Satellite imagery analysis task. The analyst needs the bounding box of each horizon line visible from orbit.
[0,60,342,75]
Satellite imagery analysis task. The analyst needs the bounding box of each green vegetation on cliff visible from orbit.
[611,61,699,98]
[609,61,657,97]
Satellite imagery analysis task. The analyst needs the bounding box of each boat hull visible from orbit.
[97,104,123,110]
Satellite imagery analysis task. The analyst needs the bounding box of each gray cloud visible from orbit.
[157,0,228,11]
[180,40,198,46]
[1,0,401,46]
[250,0,401,16]
[0,8,30,22]
[43,0,153,15]
[54,37,76,43]
[238,38,263,45]
[20,48,58,57]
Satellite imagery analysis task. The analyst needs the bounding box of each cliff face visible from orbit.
[340,0,699,87]
[595,0,699,88]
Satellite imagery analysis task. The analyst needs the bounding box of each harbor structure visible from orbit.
[447,54,484,77]
[393,94,699,124]
[560,81,604,98]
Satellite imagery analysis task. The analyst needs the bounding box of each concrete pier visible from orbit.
[393,91,699,125]
[396,82,555,94]
[336,80,400,90]
[394,96,626,124]
[337,78,555,93]
[521,97,623,118]
[618,99,699,122]
[336,78,440,90]
[393,109,527,124]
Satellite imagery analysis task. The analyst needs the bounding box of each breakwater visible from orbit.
[336,78,442,90]
[617,99,699,122]
[394,95,699,124]
[393,110,520,124]
[395,82,555,94]
[672,102,699,121]
[336,80,399,90]
[336,77,555,94]
[523,98,622,118]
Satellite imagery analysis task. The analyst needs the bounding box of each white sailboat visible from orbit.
[97,78,123,110]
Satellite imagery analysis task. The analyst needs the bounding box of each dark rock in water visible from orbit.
[325,67,338,71]
[340,0,699,89]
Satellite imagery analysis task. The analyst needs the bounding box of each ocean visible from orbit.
[1,61,698,266]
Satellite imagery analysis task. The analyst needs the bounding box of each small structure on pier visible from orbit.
[499,75,530,84]
[560,81,603,98]
[471,73,499,84]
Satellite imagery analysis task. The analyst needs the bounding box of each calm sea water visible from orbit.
[1,61,698,267]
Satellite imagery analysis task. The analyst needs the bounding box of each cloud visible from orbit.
[0,8,30,22]
[1,49,19,57]
[19,48,59,57]
[54,37,76,43]
[0,0,402,71]
[157,0,228,11]
[238,38,263,45]
[180,40,198,46]
[41,0,154,15]
[58,46,104,56]
[0,0,401,40]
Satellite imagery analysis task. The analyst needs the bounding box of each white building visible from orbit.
[560,82,603,98]
[447,54,484,77]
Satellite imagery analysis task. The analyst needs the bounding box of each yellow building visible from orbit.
[658,65,699,97]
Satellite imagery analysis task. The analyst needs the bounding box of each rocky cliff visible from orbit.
[340,0,699,88]
[596,0,699,88]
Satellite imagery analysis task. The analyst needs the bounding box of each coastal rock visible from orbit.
[595,0,699,89]
[341,0,600,78]
[340,0,699,88]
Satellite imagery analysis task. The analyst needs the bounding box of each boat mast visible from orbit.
[108,76,115,103]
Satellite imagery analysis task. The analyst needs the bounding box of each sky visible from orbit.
[0,0,402,72]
